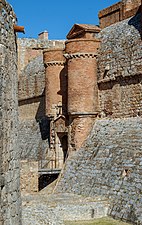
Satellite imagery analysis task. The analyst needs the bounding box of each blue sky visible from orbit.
[8,0,118,40]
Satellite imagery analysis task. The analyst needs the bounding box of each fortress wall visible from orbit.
[17,40,65,193]
[99,2,122,29]
[97,13,142,118]
[18,54,49,162]
[17,41,65,162]
[99,0,141,28]
[0,0,21,224]
[18,55,45,101]
[18,38,65,75]
[56,117,142,224]
[56,13,142,225]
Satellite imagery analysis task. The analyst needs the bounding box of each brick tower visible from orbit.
[43,48,67,117]
[43,48,68,169]
[65,24,101,151]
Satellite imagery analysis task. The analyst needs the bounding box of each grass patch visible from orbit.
[64,217,131,225]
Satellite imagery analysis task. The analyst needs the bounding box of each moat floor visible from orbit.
[22,193,109,225]
[64,217,131,225]
[22,192,131,225]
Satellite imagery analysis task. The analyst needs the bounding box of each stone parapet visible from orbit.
[98,2,122,29]
[99,0,142,28]
[22,193,109,224]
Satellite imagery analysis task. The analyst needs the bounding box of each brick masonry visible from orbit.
[99,0,141,28]
[1,0,142,224]
[43,48,66,117]
[55,7,142,225]
[18,39,65,193]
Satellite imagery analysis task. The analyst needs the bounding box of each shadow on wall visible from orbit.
[38,117,50,141]
[39,173,59,191]
[128,6,142,39]
[57,66,68,116]
[35,89,50,143]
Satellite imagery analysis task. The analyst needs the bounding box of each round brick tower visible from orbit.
[65,38,100,114]
[65,38,101,151]
[43,48,68,170]
[43,48,67,118]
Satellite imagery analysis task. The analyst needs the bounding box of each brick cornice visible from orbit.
[44,61,65,67]
[64,52,97,59]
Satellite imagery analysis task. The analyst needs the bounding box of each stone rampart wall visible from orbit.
[56,117,142,224]
[55,12,142,225]
[19,119,49,161]
[0,0,21,224]
[97,13,142,118]
[18,40,54,163]
[18,55,45,100]
[18,38,65,76]
[18,39,65,101]
[18,59,50,165]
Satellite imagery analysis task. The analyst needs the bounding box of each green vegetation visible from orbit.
[64,217,131,225]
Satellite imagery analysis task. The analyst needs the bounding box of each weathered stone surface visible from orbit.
[0,0,21,224]
[97,13,142,80]
[22,193,109,225]
[18,55,45,100]
[56,117,142,224]
[18,38,65,170]
[97,13,142,118]
[19,119,49,160]
[1,0,141,224]
[20,160,39,194]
